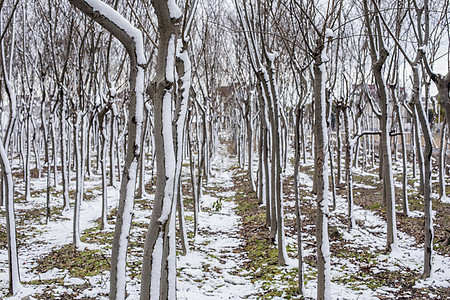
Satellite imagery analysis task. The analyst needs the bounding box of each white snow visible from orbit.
[165,35,176,83]
[159,91,176,223]
[84,0,145,65]
[267,51,279,63]
[150,233,164,300]
[0,176,120,299]
[325,28,335,39]
[167,0,182,20]
[441,195,450,204]
[177,143,260,299]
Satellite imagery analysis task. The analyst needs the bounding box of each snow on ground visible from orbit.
[292,158,450,299]
[324,192,450,299]
[0,172,119,299]
[177,146,260,299]
[0,143,261,299]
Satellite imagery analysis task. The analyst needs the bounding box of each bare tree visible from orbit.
[68,0,146,298]
[140,0,182,298]
[362,0,398,251]
[0,1,21,294]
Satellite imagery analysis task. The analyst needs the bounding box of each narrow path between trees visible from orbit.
[177,143,260,299]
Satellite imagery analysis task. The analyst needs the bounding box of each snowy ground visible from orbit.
[0,144,262,299]
[0,140,449,299]
[0,174,120,299]
[177,152,260,299]
[291,158,450,299]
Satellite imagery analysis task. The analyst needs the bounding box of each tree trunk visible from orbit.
[395,101,410,216]
[174,38,192,256]
[263,127,271,227]
[363,0,397,250]
[294,105,304,295]
[25,111,31,200]
[313,47,331,300]
[438,121,447,201]
[137,106,150,199]
[73,113,83,248]
[412,106,425,195]
[98,106,110,231]
[412,64,434,279]
[344,105,355,229]
[187,124,199,236]
[59,99,70,211]
[110,106,117,187]
[0,141,21,295]
[140,1,182,298]
[247,93,256,192]
[336,106,342,184]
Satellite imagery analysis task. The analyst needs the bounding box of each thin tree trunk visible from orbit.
[294,105,304,295]
[258,111,264,205]
[110,106,117,187]
[329,129,337,211]
[396,101,410,216]
[313,46,331,300]
[0,141,21,295]
[73,113,83,248]
[25,112,31,200]
[187,127,199,236]
[174,37,192,256]
[137,106,149,198]
[412,107,425,195]
[336,106,342,185]
[98,106,110,231]
[439,121,447,200]
[344,105,355,229]
[51,118,58,187]
[363,0,397,250]
[59,100,70,211]
[412,64,434,279]
[247,93,256,192]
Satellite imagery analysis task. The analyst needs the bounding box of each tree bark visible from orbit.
[439,121,447,200]
[313,46,331,300]
[140,1,182,299]
[294,104,304,295]
[396,101,410,216]
[344,105,355,229]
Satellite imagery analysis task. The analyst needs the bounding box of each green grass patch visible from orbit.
[247,237,300,299]
[81,225,114,246]
[367,201,382,211]
[406,191,423,211]
[127,259,142,280]
[352,174,378,187]
[336,248,378,264]
[26,278,65,286]
[247,237,279,281]
[34,244,109,278]
[334,269,417,291]
[233,173,301,299]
